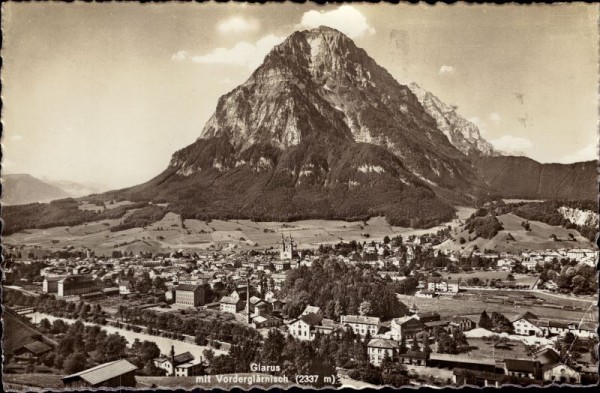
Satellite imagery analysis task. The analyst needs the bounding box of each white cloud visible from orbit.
[9,134,23,141]
[217,16,260,34]
[171,50,189,61]
[489,112,501,125]
[190,35,284,69]
[297,5,375,39]
[490,135,534,152]
[558,143,598,163]
[439,65,456,75]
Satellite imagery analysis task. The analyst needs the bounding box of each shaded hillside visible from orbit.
[476,156,597,200]
[2,174,71,205]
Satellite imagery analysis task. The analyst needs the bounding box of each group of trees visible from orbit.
[2,198,148,236]
[537,259,597,295]
[478,310,514,334]
[464,210,504,240]
[279,259,409,320]
[36,318,163,376]
[110,205,168,232]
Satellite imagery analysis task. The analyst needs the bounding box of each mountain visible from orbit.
[2,174,71,205]
[108,26,503,227]
[476,156,597,200]
[42,178,103,198]
[4,27,595,234]
[408,82,497,156]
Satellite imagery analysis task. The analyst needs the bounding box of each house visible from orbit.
[300,305,323,318]
[219,287,249,313]
[449,316,477,332]
[274,260,291,271]
[118,280,135,295]
[62,359,137,388]
[251,314,282,329]
[503,358,541,380]
[341,315,380,337]
[542,363,581,384]
[175,284,205,307]
[427,277,459,293]
[57,275,103,297]
[390,316,424,340]
[287,313,323,341]
[512,313,544,336]
[367,338,398,366]
[153,347,203,377]
[413,311,441,323]
[13,340,53,362]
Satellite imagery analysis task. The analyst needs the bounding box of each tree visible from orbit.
[383,236,391,245]
[63,352,87,374]
[39,318,52,333]
[203,348,215,365]
[478,311,493,330]
[261,329,286,365]
[422,333,432,357]
[411,337,420,352]
[359,301,372,316]
[399,336,407,354]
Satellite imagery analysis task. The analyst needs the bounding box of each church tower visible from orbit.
[280,234,295,260]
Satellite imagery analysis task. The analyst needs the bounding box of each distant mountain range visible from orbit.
[4,26,596,230]
[2,174,71,205]
[2,174,102,205]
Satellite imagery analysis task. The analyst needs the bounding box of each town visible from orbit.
[3,231,598,389]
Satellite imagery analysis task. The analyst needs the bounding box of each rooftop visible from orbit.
[62,359,137,385]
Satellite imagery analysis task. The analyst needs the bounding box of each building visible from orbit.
[512,313,544,337]
[300,305,323,318]
[341,315,380,337]
[450,316,477,332]
[390,316,424,341]
[62,359,137,388]
[13,340,53,363]
[220,295,243,314]
[57,275,103,297]
[367,338,399,366]
[153,347,203,377]
[287,313,323,341]
[118,280,135,295]
[427,277,459,294]
[280,235,297,260]
[175,284,205,307]
[42,275,66,294]
[542,363,581,384]
[503,359,541,380]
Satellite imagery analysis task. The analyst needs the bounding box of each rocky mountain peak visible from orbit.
[409,82,497,157]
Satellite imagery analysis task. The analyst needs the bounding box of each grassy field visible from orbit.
[3,206,476,255]
[440,213,594,253]
[397,293,597,322]
[3,374,64,390]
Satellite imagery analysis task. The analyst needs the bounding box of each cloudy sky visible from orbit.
[3,3,598,190]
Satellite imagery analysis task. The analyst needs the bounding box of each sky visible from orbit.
[2,3,598,191]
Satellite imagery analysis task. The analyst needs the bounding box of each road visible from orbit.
[25,311,227,359]
[4,285,40,297]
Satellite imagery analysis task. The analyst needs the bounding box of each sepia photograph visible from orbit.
[1,2,598,390]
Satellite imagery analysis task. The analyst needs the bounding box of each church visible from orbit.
[280,235,298,260]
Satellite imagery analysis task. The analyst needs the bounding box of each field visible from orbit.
[440,271,538,288]
[3,204,475,256]
[439,213,594,253]
[396,292,597,323]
